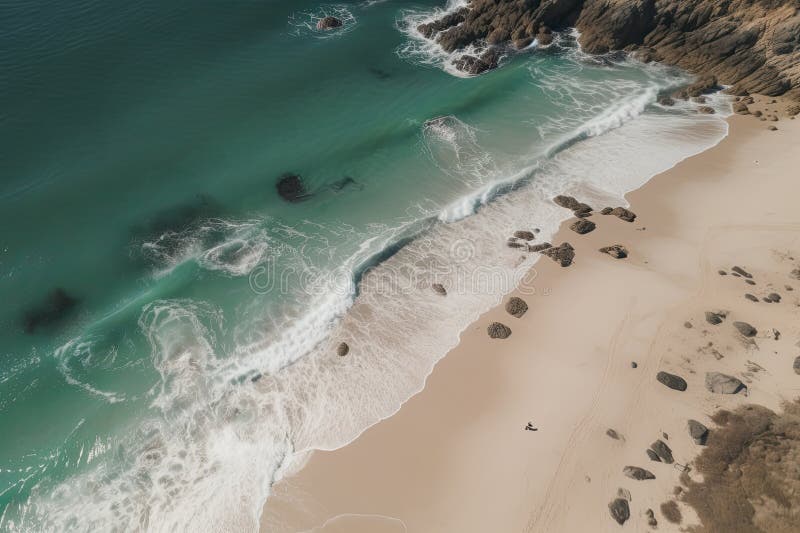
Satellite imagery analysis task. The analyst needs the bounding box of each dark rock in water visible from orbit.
[599,244,628,259]
[514,230,536,241]
[23,288,78,334]
[505,296,528,318]
[656,371,687,392]
[328,176,363,192]
[744,293,758,302]
[453,48,502,75]
[731,266,752,278]
[646,508,658,527]
[541,242,575,267]
[276,173,310,202]
[794,356,800,375]
[650,439,674,464]
[687,419,709,445]
[529,243,553,253]
[698,105,716,114]
[705,372,745,394]
[659,96,675,106]
[608,498,630,525]
[432,283,447,296]
[336,342,350,357]
[733,321,757,337]
[766,292,781,302]
[416,7,468,38]
[488,322,512,339]
[623,466,656,480]
[316,16,343,30]
[570,219,596,234]
[604,207,636,222]
[705,311,725,325]
[553,195,586,211]
[646,449,661,462]
[507,238,527,249]
[606,428,621,440]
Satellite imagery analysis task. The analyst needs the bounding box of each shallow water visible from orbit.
[0,0,730,530]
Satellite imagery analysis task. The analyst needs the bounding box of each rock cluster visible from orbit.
[336,342,350,357]
[553,195,593,217]
[432,283,447,296]
[540,242,575,267]
[601,206,637,222]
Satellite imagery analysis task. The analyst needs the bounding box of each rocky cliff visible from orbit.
[419,0,800,98]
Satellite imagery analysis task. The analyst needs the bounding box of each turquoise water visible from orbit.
[0,0,729,530]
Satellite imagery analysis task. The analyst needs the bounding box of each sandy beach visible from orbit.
[260,98,800,532]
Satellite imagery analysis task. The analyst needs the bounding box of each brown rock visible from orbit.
[541,242,575,267]
[603,206,636,222]
[570,219,596,234]
[514,230,536,241]
[704,311,725,325]
[733,321,757,337]
[650,439,674,464]
[656,371,687,392]
[698,105,716,114]
[432,283,447,296]
[316,16,343,30]
[599,244,628,259]
[687,419,709,444]
[529,243,553,253]
[731,266,752,278]
[336,342,349,356]
[505,296,528,318]
[487,322,512,339]
[608,498,630,525]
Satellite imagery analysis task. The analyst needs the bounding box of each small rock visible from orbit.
[432,283,447,296]
[684,321,693,328]
[514,230,536,241]
[646,508,658,527]
[608,498,630,525]
[646,449,661,462]
[732,101,750,114]
[705,311,725,325]
[487,322,512,339]
[733,321,757,337]
[650,439,674,464]
[553,195,587,211]
[697,106,715,114]
[793,356,800,375]
[687,420,709,445]
[599,244,628,259]
[705,372,746,394]
[606,428,621,440]
[316,16,343,30]
[623,466,656,480]
[602,207,636,222]
[570,219,596,234]
[731,266,752,278]
[745,293,758,302]
[656,371,687,391]
[600,207,613,215]
[718,270,727,275]
[507,239,527,249]
[541,242,575,267]
[336,342,350,357]
[767,292,781,302]
[505,296,528,318]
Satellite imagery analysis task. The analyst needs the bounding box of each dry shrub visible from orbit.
[682,400,800,533]
[661,500,682,524]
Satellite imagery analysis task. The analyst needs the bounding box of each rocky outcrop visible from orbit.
[541,242,575,267]
[794,355,800,375]
[420,0,800,99]
[705,372,746,394]
[505,296,529,317]
[488,322,512,339]
[608,498,631,525]
[623,466,656,480]
[687,419,709,444]
[657,371,687,391]
[316,16,343,30]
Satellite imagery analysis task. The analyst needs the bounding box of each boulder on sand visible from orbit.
[704,311,725,325]
[514,230,536,241]
[608,498,630,525]
[432,283,447,296]
[599,244,628,259]
[650,439,674,464]
[570,219,596,234]
[687,419,709,445]
[656,371,687,391]
[487,322,512,339]
[505,296,528,318]
[336,342,349,357]
[602,207,636,222]
[733,321,757,337]
[623,466,656,480]
[541,242,575,267]
[705,372,746,394]
[316,16,343,30]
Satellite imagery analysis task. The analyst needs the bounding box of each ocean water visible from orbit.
[0,0,730,531]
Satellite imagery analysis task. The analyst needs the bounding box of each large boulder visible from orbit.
[608,498,630,525]
[623,466,656,480]
[505,297,528,318]
[687,419,709,445]
[570,219,596,234]
[487,322,512,339]
[650,439,674,464]
[705,372,746,394]
[656,371,687,391]
[541,242,575,267]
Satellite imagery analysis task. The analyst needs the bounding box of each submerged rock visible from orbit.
[528,243,553,253]
[316,16,343,30]
[623,466,656,480]
[733,321,757,337]
[336,342,350,357]
[541,242,575,267]
[599,244,628,259]
[505,296,528,318]
[432,283,447,296]
[646,449,661,462]
[570,219,596,234]
[650,439,674,464]
[745,293,759,302]
[656,371,687,392]
[687,419,709,445]
[487,322,512,339]
[705,372,746,394]
[608,498,630,525]
[514,230,536,241]
[23,288,78,334]
[276,173,310,202]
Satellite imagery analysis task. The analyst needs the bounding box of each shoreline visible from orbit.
[261,98,800,532]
